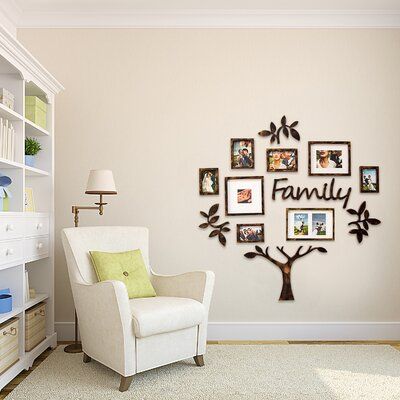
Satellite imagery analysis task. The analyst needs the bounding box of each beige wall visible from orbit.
[18,29,400,326]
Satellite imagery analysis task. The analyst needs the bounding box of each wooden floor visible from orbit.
[1,341,399,399]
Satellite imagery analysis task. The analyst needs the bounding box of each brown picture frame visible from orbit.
[286,208,335,241]
[266,148,298,172]
[359,166,380,193]
[225,176,264,216]
[199,168,219,195]
[308,141,351,176]
[237,224,265,243]
[230,138,255,169]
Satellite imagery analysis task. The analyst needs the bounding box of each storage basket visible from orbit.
[25,302,46,352]
[0,317,19,374]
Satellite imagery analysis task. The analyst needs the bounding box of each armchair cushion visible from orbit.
[129,296,205,338]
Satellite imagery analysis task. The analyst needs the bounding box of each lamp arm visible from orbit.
[72,195,108,227]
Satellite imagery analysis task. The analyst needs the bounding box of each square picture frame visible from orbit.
[230,138,255,169]
[225,176,264,216]
[199,168,219,195]
[237,223,264,243]
[286,208,335,241]
[266,148,298,172]
[359,166,379,193]
[308,141,351,176]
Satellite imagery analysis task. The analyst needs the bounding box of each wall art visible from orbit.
[308,141,351,176]
[237,224,264,243]
[266,148,298,172]
[244,245,327,300]
[258,115,300,145]
[347,201,381,243]
[199,168,219,195]
[225,176,264,216]
[360,166,379,193]
[230,138,254,169]
[272,177,352,209]
[286,208,335,241]
[199,203,230,246]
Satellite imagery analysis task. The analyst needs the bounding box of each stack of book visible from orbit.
[0,118,15,161]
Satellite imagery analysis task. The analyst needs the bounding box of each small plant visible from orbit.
[25,137,42,156]
[199,203,230,246]
[347,201,381,243]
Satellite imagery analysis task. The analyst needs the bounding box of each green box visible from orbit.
[25,96,47,129]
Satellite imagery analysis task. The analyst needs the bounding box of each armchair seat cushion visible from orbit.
[129,296,205,338]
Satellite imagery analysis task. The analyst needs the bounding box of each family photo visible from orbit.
[237,224,264,243]
[360,166,379,193]
[199,168,219,195]
[266,148,298,172]
[231,139,254,169]
[293,213,308,236]
[311,213,327,236]
[309,141,351,176]
[316,149,343,169]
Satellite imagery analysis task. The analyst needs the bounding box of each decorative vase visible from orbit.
[25,155,35,167]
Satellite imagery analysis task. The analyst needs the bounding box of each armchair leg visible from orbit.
[83,353,91,363]
[193,355,204,367]
[119,375,134,392]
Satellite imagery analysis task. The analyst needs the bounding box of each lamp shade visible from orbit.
[85,169,117,195]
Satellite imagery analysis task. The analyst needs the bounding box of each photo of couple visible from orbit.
[360,166,379,193]
[237,188,252,204]
[309,141,351,176]
[199,168,219,195]
[294,213,327,236]
[231,139,254,169]
[266,149,298,172]
[237,224,264,243]
[316,150,343,169]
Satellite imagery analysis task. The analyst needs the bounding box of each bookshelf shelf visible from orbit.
[24,293,48,310]
[0,103,23,121]
[0,306,23,325]
[0,157,23,169]
[24,165,49,176]
[25,119,50,137]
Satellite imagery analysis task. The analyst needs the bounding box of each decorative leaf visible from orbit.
[362,220,369,230]
[356,231,363,243]
[209,204,219,216]
[255,245,263,253]
[209,216,219,224]
[209,229,219,237]
[347,209,358,215]
[364,210,370,219]
[270,135,276,144]
[290,121,298,128]
[244,252,257,259]
[290,129,300,141]
[221,227,230,232]
[270,122,276,133]
[218,233,226,246]
[200,211,208,218]
[281,115,286,125]
[349,229,360,234]
[219,222,229,228]
[258,130,271,137]
[282,126,289,137]
[198,223,209,229]
[316,247,328,253]
[367,218,381,225]
[360,229,369,236]
[358,201,366,216]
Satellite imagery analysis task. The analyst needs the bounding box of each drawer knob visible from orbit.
[6,248,14,256]
[36,223,43,230]
[36,242,43,250]
[3,327,17,336]
[6,224,14,231]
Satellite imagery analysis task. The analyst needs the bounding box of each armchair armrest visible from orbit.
[150,270,215,310]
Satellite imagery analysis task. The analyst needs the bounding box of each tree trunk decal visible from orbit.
[244,245,327,301]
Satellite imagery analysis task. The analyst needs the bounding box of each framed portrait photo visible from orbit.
[199,168,219,195]
[237,224,264,243]
[231,138,254,169]
[286,208,335,241]
[225,176,264,216]
[360,166,379,193]
[308,141,351,176]
[266,148,298,172]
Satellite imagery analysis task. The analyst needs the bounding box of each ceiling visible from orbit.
[1,0,399,28]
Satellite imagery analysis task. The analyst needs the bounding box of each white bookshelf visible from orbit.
[0,26,63,390]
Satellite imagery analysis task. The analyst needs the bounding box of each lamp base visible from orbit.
[64,342,82,354]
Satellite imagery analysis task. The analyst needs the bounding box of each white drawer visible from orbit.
[25,216,49,238]
[0,216,25,241]
[24,236,49,262]
[0,239,23,266]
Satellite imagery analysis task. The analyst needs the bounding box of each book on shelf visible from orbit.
[25,269,30,303]
[0,117,15,161]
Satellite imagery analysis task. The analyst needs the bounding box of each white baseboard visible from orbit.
[56,321,400,342]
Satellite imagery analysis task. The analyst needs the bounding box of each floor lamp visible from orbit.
[64,169,117,354]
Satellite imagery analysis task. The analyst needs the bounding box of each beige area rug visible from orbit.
[5,345,400,400]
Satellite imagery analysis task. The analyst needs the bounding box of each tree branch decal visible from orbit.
[347,201,381,243]
[258,116,300,145]
[199,203,230,246]
[244,245,327,300]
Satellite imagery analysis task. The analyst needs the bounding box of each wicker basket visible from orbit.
[0,317,19,374]
[25,302,46,352]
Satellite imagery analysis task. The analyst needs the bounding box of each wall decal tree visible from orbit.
[258,115,300,145]
[244,245,327,300]
[347,201,381,243]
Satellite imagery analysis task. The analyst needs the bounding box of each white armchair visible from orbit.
[61,226,215,392]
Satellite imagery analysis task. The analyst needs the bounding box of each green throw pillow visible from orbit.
[89,249,156,299]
